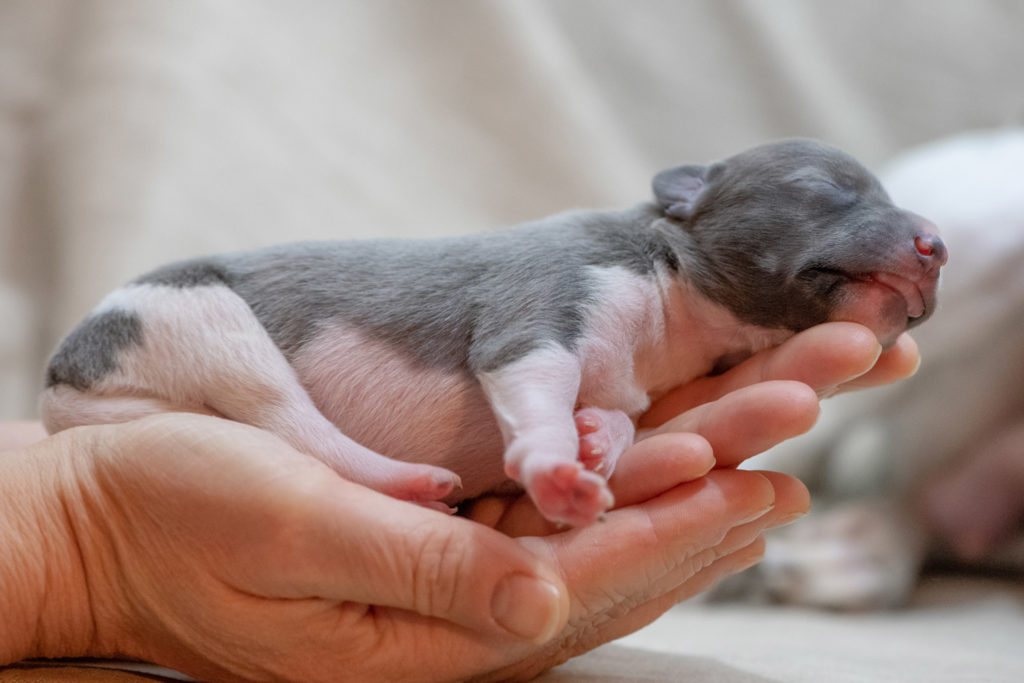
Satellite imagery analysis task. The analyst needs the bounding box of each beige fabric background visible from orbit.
[3,0,1024,418]
[1,1,1023,681]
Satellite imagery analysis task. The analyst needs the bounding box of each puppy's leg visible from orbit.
[43,284,460,504]
[478,344,614,526]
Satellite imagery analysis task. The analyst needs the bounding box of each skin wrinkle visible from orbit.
[52,481,100,657]
[85,445,244,664]
[565,530,770,663]
[555,471,772,623]
[641,523,762,608]
[0,432,106,662]
[412,526,461,621]
[629,538,713,613]
[0,471,42,662]
[52,437,117,659]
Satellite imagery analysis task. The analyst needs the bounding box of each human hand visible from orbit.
[0,322,918,681]
[1,412,799,682]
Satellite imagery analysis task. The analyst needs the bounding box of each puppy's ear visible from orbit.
[652,165,709,220]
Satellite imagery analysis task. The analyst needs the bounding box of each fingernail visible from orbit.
[491,573,563,643]
[771,511,806,527]
[737,505,774,524]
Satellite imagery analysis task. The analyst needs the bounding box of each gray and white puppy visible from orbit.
[41,140,945,526]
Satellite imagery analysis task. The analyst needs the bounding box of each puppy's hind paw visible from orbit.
[384,463,462,504]
[575,407,635,477]
[525,461,614,527]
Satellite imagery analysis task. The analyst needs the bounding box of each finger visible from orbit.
[264,477,570,644]
[649,380,820,467]
[466,434,716,535]
[462,473,807,678]
[500,537,770,675]
[698,471,808,561]
[755,470,811,528]
[609,471,807,605]
[590,537,767,646]
[469,432,715,534]
[833,331,920,394]
[355,539,771,683]
[377,471,787,680]
[607,432,714,508]
[640,322,881,427]
[489,450,784,540]
[533,469,776,598]
[672,536,768,600]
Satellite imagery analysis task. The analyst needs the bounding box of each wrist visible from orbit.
[0,429,103,664]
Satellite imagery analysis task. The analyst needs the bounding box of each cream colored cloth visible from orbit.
[614,579,1024,683]
[3,0,1023,417]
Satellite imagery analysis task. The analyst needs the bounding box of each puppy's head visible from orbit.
[654,139,946,347]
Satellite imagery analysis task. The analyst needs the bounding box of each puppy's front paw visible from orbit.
[575,407,635,477]
[522,461,614,527]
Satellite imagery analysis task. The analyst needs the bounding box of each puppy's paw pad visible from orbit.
[527,463,614,527]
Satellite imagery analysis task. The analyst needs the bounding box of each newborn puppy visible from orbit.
[41,140,945,526]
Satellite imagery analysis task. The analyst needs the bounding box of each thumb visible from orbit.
[268,476,570,643]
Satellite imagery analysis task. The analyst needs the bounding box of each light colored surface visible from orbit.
[613,578,1024,682]
[2,1,1023,681]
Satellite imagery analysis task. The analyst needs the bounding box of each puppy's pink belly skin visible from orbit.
[315,379,506,500]
[292,332,508,500]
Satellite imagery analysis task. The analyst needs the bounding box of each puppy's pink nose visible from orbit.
[914,233,947,268]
